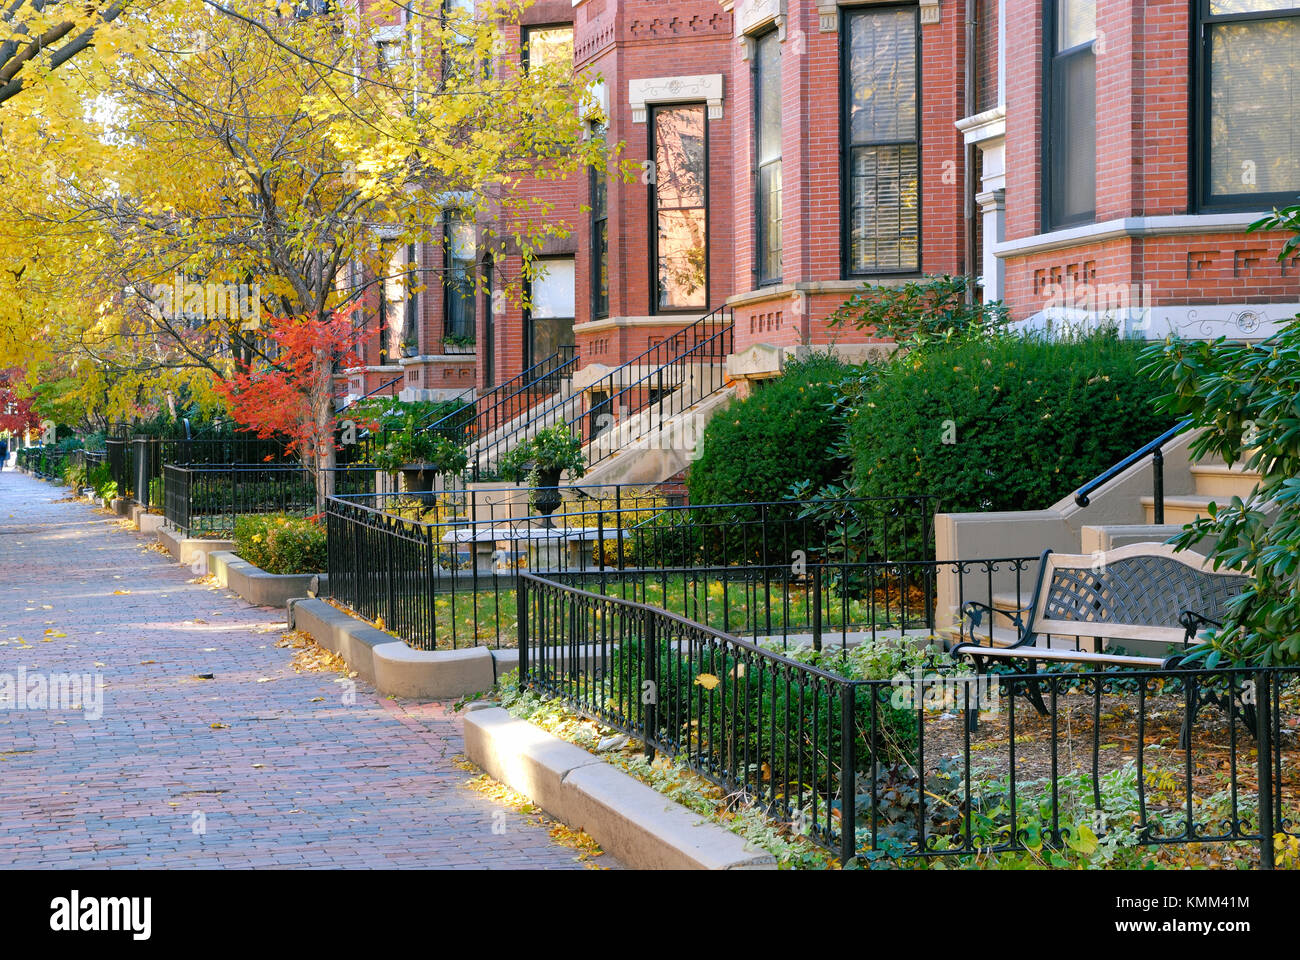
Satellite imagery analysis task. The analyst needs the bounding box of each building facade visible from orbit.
[346,0,1300,427]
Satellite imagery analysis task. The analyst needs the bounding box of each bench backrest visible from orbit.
[1028,542,1251,647]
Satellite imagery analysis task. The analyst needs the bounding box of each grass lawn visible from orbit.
[417,572,933,648]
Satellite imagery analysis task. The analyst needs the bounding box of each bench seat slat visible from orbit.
[1032,618,1190,645]
[950,643,1165,668]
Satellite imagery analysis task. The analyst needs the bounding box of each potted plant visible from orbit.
[373,414,469,499]
[498,424,586,527]
[442,334,476,355]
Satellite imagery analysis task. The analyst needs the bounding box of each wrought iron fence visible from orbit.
[127,435,297,508]
[517,571,1300,868]
[324,489,940,651]
[544,556,1033,651]
[106,439,132,499]
[164,463,377,538]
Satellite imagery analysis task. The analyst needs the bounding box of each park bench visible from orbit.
[950,542,1252,740]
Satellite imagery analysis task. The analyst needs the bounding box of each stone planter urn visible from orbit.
[532,467,564,528]
[399,464,440,505]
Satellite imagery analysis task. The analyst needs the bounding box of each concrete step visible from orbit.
[1079,524,1189,554]
[1140,494,1222,525]
[1191,462,1260,499]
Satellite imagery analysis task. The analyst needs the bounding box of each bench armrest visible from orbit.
[961,600,1029,638]
[1178,609,1223,644]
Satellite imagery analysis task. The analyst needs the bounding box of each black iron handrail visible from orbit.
[1073,418,1193,523]
[337,374,404,415]
[422,345,578,445]
[1076,331,1285,521]
[578,315,732,469]
[472,305,733,480]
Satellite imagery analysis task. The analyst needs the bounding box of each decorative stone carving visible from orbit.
[737,0,784,37]
[919,0,940,24]
[816,0,836,32]
[725,342,786,380]
[629,74,725,122]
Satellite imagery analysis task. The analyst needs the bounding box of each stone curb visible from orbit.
[284,598,609,700]
[463,706,777,870]
[155,523,235,567]
[128,503,165,534]
[287,597,497,698]
[209,550,327,610]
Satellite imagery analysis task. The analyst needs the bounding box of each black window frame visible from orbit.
[1042,0,1097,230]
[483,254,496,387]
[402,242,419,358]
[521,22,574,74]
[1194,1,1300,212]
[590,128,610,319]
[443,216,477,343]
[753,27,783,287]
[840,3,923,278]
[523,254,576,369]
[441,0,477,85]
[648,101,710,314]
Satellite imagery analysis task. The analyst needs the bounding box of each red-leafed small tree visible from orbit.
[213,304,376,507]
[0,368,39,439]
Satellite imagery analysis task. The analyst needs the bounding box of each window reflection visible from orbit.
[653,104,707,310]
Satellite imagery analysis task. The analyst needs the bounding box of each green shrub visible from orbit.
[88,462,116,500]
[829,274,1008,341]
[688,354,853,508]
[846,330,1171,512]
[1145,313,1300,665]
[234,513,327,575]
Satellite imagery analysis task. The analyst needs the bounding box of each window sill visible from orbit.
[993,212,1278,260]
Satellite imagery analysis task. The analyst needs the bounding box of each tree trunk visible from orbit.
[312,344,337,514]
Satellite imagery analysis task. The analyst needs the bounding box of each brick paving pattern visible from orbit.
[0,465,602,868]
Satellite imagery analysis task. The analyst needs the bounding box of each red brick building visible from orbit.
[346,0,1300,410]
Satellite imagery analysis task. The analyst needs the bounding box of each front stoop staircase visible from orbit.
[465,305,735,488]
[937,424,1265,648]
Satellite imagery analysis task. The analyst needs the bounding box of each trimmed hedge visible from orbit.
[234,513,326,575]
[847,331,1171,512]
[688,354,853,507]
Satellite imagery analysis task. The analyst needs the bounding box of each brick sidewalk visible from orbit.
[0,466,605,868]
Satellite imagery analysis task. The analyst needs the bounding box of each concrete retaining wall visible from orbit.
[209,551,326,609]
[463,706,775,870]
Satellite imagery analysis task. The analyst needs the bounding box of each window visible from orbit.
[483,255,495,386]
[442,0,475,82]
[843,7,920,274]
[1199,1,1300,209]
[527,257,575,366]
[377,38,403,76]
[404,244,419,357]
[651,103,708,311]
[384,245,413,359]
[754,29,783,285]
[444,218,476,343]
[523,25,573,72]
[1045,0,1096,228]
[591,124,609,319]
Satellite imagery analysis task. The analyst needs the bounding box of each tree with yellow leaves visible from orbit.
[10,0,612,497]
